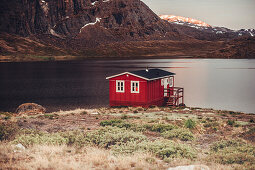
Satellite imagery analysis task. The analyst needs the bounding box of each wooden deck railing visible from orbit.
[164,87,184,106]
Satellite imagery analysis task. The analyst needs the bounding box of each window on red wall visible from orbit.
[131,81,139,93]
[116,80,125,92]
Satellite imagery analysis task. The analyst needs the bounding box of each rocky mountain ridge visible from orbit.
[0,0,254,61]
[160,15,255,40]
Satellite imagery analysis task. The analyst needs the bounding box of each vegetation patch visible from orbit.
[161,128,194,141]
[0,112,12,120]
[0,122,19,141]
[99,119,145,132]
[144,123,177,133]
[85,127,147,149]
[138,140,197,160]
[184,119,196,129]
[209,140,255,165]
[112,139,196,160]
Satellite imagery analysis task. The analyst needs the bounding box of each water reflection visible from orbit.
[0,59,254,113]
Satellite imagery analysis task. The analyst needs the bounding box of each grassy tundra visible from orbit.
[0,106,255,169]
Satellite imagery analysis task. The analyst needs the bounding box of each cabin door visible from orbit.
[164,78,169,96]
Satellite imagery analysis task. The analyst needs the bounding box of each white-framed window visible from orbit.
[169,77,173,87]
[116,80,125,92]
[161,79,164,86]
[131,81,139,93]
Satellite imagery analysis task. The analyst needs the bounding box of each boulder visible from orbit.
[16,103,46,115]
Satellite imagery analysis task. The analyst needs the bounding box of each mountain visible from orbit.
[0,0,254,61]
[160,15,255,40]
[0,0,183,41]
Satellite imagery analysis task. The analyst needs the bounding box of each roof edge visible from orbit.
[106,72,149,80]
[106,72,175,80]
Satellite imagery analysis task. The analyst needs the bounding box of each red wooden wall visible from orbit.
[109,74,175,107]
[109,74,147,106]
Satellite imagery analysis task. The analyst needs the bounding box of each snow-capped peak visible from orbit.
[160,15,211,27]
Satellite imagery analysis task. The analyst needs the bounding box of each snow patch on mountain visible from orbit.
[160,15,211,27]
[160,14,255,38]
[80,18,101,33]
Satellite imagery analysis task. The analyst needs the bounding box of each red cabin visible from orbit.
[106,68,184,107]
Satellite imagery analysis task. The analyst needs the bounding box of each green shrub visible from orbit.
[81,111,88,115]
[12,129,88,147]
[59,131,87,147]
[139,140,197,160]
[227,120,235,126]
[112,141,141,154]
[0,122,18,141]
[13,132,68,147]
[112,139,197,160]
[145,123,176,133]
[99,119,145,132]
[210,140,244,152]
[184,119,196,129]
[100,119,129,127]
[229,111,242,115]
[161,128,194,141]
[203,122,219,128]
[246,127,255,134]
[209,140,255,165]
[85,127,147,149]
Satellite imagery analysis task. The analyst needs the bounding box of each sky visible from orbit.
[142,0,255,30]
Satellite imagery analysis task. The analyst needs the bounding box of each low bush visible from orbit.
[13,129,87,147]
[145,123,176,133]
[161,128,194,141]
[100,119,129,128]
[99,119,145,132]
[139,140,197,160]
[246,127,255,134]
[203,121,219,128]
[0,122,19,141]
[184,119,196,129]
[112,139,197,160]
[209,139,255,165]
[13,132,68,147]
[85,127,147,149]
[227,120,235,126]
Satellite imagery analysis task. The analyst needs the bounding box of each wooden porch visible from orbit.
[164,87,184,106]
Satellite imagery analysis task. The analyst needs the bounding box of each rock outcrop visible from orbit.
[16,103,46,115]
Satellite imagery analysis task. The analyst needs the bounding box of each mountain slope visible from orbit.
[0,0,254,61]
[0,0,184,42]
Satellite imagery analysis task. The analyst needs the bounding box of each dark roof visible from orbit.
[130,69,175,80]
[106,68,175,80]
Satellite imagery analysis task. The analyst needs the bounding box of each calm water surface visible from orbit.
[0,59,255,113]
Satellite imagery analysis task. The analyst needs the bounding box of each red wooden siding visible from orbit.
[109,73,147,106]
[109,73,175,107]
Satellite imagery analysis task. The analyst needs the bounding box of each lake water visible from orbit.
[0,59,255,113]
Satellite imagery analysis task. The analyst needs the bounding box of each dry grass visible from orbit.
[1,106,254,169]
[0,143,166,170]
